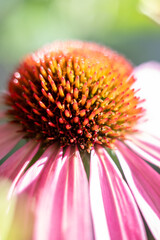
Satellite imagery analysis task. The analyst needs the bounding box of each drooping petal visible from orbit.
[0,92,8,106]
[0,140,40,180]
[125,134,160,168]
[116,141,160,240]
[90,145,146,240]
[0,123,24,160]
[133,62,160,136]
[0,111,7,119]
[128,133,160,160]
[34,146,93,240]
[15,143,59,194]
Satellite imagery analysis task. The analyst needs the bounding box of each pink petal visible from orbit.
[90,145,146,240]
[125,134,160,168]
[0,123,24,159]
[16,143,59,194]
[0,111,7,119]
[116,141,160,239]
[0,92,8,106]
[0,140,40,180]
[133,62,160,136]
[129,133,160,159]
[34,146,93,240]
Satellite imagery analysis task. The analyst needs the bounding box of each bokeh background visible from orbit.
[0,0,160,90]
[0,1,159,239]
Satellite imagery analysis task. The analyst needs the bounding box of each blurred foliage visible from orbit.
[140,0,160,24]
[0,0,160,78]
[0,179,16,240]
[0,178,34,240]
[6,193,34,240]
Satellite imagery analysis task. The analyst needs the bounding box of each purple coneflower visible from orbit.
[0,41,160,240]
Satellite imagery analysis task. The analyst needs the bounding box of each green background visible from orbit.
[0,1,159,239]
[0,0,160,90]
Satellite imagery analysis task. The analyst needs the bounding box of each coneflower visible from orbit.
[0,41,159,240]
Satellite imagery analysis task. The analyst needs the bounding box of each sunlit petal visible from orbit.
[90,145,146,240]
[116,141,160,239]
[0,140,40,180]
[16,143,59,194]
[34,146,93,240]
[125,134,160,168]
[134,62,160,137]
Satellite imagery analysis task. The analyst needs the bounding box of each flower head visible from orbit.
[6,41,143,151]
[0,41,160,240]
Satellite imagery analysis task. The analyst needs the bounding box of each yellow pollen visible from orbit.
[7,41,144,151]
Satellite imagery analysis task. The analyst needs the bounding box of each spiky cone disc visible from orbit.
[6,41,144,151]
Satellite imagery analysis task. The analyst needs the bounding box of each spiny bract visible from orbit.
[6,41,144,151]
